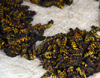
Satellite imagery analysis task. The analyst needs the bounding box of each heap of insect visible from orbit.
[0,0,53,60]
[37,26,100,78]
[24,0,73,9]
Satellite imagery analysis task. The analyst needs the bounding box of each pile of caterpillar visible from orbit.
[25,0,73,9]
[37,26,100,78]
[0,0,53,60]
